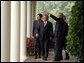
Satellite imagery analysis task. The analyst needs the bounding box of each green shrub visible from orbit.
[66,1,83,61]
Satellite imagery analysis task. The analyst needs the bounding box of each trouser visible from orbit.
[63,41,69,59]
[54,37,69,60]
[42,39,49,58]
[54,43,63,60]
[54,38,64,60]
[34,38,41,57]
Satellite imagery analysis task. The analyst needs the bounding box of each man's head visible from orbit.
[56,13,66,21]
[37,13,43,20]
[42,14,49,22]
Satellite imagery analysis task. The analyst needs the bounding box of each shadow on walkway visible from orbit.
[24,49,79,62]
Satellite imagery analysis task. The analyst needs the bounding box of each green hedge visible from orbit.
[66,1,83,61]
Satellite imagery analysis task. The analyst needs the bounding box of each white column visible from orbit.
[20,1,27,62]
[31,1,36,35]
[27,1,32,37]
[1,1,10,62]
[10,1,20,62]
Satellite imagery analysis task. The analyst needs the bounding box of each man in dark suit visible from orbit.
[47,12,69,61]
[41,14,53,60]
[32,13,43,59]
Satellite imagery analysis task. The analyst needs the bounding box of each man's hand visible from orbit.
[31,36,34,39]
[36,33,39,37]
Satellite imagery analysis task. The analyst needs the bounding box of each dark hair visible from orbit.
[43,14,49,19]
[37,13,43,18]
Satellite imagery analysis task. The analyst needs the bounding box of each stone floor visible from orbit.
[24,49,80,62]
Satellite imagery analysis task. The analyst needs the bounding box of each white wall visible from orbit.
[1,1,11,62]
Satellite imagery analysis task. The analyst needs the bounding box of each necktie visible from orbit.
[44,21,47,27]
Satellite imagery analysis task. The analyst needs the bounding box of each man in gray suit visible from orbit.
[32,13,43,59]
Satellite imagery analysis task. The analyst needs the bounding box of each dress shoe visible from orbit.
[35,56,37,59]
[54,58,61,61]
[39,56,41,58]
[65,56,69,60]
[44,58,47,60]
[42,57,45,60]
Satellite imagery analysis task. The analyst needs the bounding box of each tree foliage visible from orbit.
[36,1,75,30]
[66,1,83,61]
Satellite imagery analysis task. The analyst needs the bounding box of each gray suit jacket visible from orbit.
[33,20,43,40]
[33,20,53,41]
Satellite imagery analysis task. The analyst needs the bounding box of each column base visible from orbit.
[20,56,27,62]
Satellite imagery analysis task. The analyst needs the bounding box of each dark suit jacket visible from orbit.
[50,14,68,44]
[39,21,53,40]
[33,20,53,41]
[33,20,42,38]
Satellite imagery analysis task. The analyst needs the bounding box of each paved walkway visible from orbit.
[24,49,79,62]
